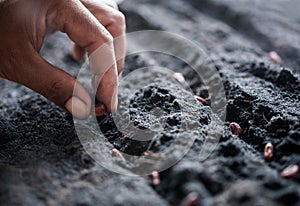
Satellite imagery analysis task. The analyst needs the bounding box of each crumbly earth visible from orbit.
[1,0,300,205]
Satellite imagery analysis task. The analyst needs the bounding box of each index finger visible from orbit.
[47,0,119,112]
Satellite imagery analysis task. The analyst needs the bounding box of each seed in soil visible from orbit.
[173,72,186,84]
[229,122,242,137]
[269,51,282,64]
[194,95,208,106]
[182,192,199,206]
[264,143,274,160]
[112,148,125,161]
[151,171,160,187]
[280,165,299,179]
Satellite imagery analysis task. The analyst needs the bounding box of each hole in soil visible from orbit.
[97,85,182,156]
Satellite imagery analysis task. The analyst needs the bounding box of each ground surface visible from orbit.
[0,0,300,205]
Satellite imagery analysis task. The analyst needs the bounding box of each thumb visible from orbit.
[9,49,91,119]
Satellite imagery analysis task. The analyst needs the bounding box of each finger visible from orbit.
[81,0,119,11]
[108,24,126,76]
[88,39,118,113]
[101,0,119,9]
[80,1,126,75]
[72,43,86,61]
[91,61,118,113]
[99,7,126,74]
[47,0,119,112]
[3,47,91,119]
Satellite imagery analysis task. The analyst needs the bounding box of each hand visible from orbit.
[0,0,126,119]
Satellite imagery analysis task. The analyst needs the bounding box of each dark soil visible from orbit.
[1,0,300,205]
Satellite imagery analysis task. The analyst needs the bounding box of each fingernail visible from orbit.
[65,96,90,119]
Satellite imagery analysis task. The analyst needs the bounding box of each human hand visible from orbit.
[0,0,126,119]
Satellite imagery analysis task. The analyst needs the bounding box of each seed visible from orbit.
[194,95,208,106]
[269,51,282,64]
[151,171,160,187]
[182,192,199,206]
[280,165,299,179]
[173,72,185,84]
[229,122,242,137]
[112,148,125,161]
[264,143,274,160]
[94,104,106,116]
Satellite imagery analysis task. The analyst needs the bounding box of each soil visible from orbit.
[0,0,300,205]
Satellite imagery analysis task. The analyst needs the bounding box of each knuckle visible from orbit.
[101,32,114,43]
[89,28,113,53]
[50,79,65,91]
[114,11,126,25]
[111,11,126,32]
[107,1,119,10]
[93,26,113,44]
[47,79,72,105]
[89,25,113,46]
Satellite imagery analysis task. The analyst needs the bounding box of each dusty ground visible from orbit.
[0,0,300,205]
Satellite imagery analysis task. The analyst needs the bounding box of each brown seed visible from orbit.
[94,104,107,116]
[112,148,125,161]
[194,95,208,106]
[264,143,274,160]
[280,165,299,179]
[269,51,282,64]
[229,122,242,137]
[182,192,199,206]
[151,171,160,187]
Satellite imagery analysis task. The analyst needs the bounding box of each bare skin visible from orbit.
[0,0,126,119]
